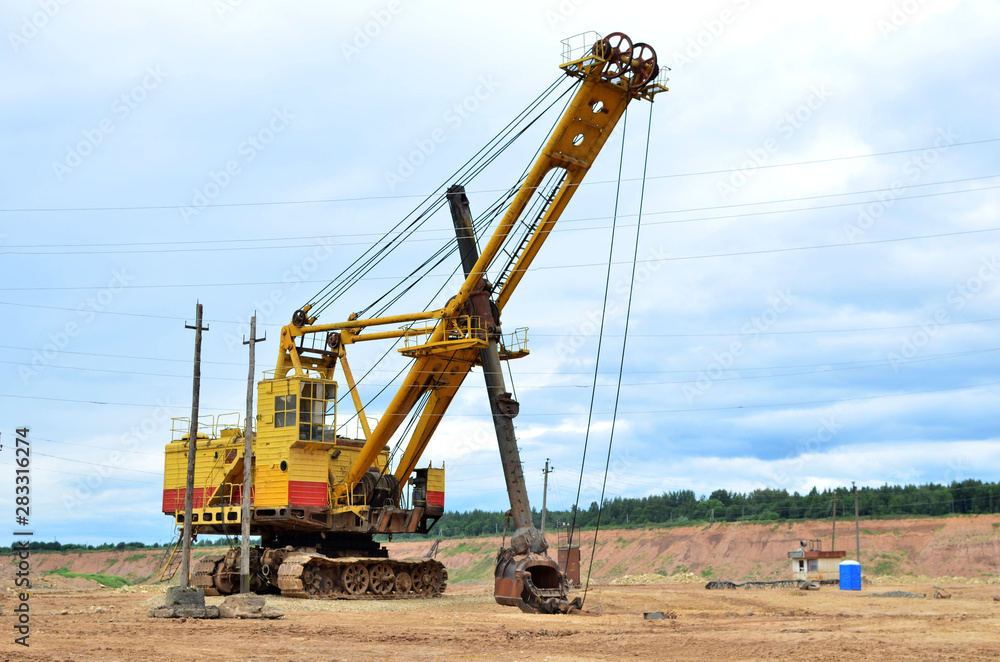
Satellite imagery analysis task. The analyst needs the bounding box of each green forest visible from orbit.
[6,480,998,552]
[426,479,1000,539]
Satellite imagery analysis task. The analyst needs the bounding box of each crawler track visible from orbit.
[190,551,447,599]
[191,555,225,596]
[276,554,447,599]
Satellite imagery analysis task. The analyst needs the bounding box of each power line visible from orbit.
[0,359,244,382]
[1,379,994,415]
[3,295,1000,343]
[29,435,162,457]
[2,137,997,213]
[0,343,245,366]
[3,220,1000,295]
[32,451,162,475]
[3,175,998,256]
[4,343,997,378]
[0,460,160,485]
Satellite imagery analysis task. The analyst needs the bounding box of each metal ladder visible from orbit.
[157,528,183,582]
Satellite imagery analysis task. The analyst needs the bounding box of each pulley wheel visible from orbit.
[598,32,633,81]
[628,42,658,89]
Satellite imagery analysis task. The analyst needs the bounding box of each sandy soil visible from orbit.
[2,582,998,662]
[390,515,1000,583]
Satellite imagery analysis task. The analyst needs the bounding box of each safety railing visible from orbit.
[336,416,378,440]
[401,315,486,349]
[171,412,243,442]
[561,31,602,64]
[501,327,529,354]
[262,367,329,381]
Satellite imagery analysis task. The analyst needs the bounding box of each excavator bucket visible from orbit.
[494,549,583,614]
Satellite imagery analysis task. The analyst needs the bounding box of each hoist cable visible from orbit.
[568,108,628,553]
[583,102,653,608]
[308,75,567,314]
[357,84,577,318]
[309,76,574,317]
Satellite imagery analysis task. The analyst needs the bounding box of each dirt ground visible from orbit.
[2,582,998,661]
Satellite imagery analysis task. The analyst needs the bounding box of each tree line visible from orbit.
[425,479,1000,539]
[7,480,997,550]
[1,538,238,555]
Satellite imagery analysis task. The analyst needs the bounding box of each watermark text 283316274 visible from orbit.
[12,427,32,647]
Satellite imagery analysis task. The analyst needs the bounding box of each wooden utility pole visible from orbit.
[853,481,860,562]
[240,314,265,594]
[180,303,208,589]
[540,459,553,536]
[831,492,838,551]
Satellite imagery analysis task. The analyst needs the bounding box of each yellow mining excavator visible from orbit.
[161,31,667,613]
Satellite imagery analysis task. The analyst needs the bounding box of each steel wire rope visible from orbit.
[488,169,568,288]
[567,108,628,556]
[361,199,500,318]
[354,84,575,398]
[583,102,653,607]
[333,205,502,427]
[357,83,578,318]
[307,75,568,315]
[331,176,519,447]
[309,76,575,318]
[323,104,552,318]
[331,190,505,428]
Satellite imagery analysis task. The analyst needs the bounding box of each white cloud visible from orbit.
[2,0,999,542]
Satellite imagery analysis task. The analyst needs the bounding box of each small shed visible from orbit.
[788,540,847,581]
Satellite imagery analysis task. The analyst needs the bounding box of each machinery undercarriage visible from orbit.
[192,548,447,599]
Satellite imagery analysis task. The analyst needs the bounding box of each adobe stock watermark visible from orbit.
[667,0,753,73]
[222,236,339,352]
[179,108,293,222]
[888,253,999,371]
[683,289,798,403]
[877,0,932,40]
[555,245,669,363]
[716,83,832,201]
[52,65,167,182]
[61,399,176,514]
[843,127,957,242]
[212,0,249,19]
[383,76,501,191]
[543,0,589,29]
[7,0,72,53]
[767,404,847,490]
[19,269,133,384]
[340,0,403,61]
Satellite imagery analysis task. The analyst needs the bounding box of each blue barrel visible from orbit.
[839,560,861,590]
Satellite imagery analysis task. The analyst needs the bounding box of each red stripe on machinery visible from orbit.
[161,487,208,513]
[289,480,328,507]
[426,490,444,507]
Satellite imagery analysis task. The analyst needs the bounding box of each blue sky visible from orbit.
[1,0,998,545]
